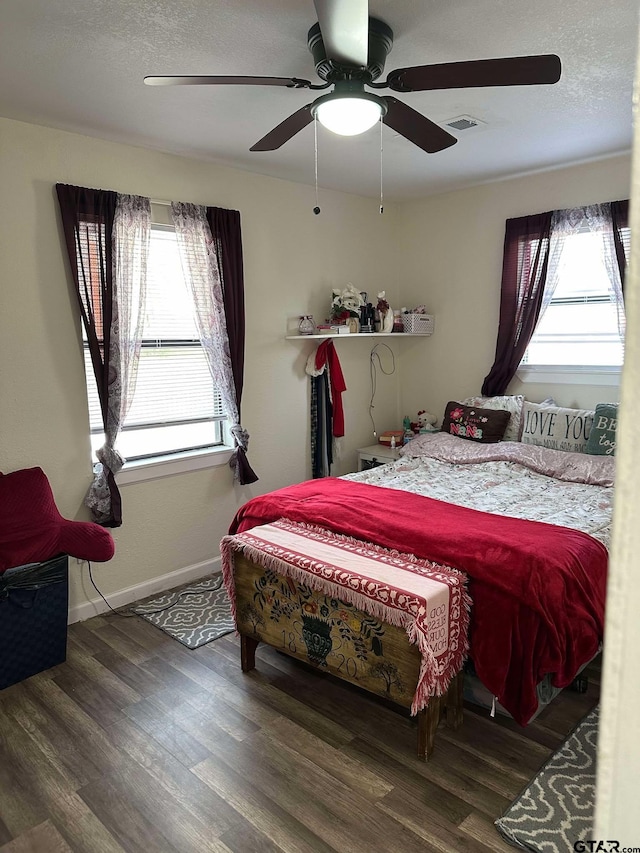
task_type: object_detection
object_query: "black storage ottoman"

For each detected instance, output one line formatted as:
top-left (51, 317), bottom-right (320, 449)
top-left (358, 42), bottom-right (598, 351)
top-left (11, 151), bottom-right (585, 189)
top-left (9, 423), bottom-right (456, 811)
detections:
top-left (0, 554), bottom-right (69, 690)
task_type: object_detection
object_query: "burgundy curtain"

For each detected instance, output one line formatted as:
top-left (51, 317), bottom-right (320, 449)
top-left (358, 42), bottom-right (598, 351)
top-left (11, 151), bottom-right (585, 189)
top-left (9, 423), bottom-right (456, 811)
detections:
top-left (611, 199), bottom-right (630, 292)
top-left (56, 183), bottom-right (122, 526)
top-left (481, 212), bottom-right (553, 397)
top-left (205, 206), bottom-right (258, 484)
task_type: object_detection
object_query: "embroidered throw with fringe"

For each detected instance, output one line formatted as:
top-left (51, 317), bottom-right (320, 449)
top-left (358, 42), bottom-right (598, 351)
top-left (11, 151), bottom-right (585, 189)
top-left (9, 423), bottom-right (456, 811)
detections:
top-left (221, 518), bottom-right (470, 714)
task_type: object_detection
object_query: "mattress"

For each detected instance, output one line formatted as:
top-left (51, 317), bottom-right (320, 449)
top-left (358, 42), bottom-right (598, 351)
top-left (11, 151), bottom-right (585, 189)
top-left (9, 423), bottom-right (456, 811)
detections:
top-left (344, 433), bottom-right (613, 549)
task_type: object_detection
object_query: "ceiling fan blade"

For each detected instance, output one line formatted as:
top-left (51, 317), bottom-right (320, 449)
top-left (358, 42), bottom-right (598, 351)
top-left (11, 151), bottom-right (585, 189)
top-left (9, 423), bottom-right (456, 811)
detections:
top-left (250, 104), bottom-right (314, 151)
top-left (144, 75), bottom-right (312, 88)
top-left (385, 54), bottom-right (562, 92)
top-left (382, 97), bottom-right (457, 154)
top-left (312, 0), bottom-right (369, 67)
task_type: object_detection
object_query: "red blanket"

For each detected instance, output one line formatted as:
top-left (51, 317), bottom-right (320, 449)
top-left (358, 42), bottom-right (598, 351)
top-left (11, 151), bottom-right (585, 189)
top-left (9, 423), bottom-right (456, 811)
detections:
top-left (230, 477), bottom-right (608, 725)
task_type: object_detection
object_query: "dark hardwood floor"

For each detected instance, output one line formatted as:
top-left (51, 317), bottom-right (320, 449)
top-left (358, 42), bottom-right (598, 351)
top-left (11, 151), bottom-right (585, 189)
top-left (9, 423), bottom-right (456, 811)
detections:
top-left (0, 605), bottom-right (600, 853)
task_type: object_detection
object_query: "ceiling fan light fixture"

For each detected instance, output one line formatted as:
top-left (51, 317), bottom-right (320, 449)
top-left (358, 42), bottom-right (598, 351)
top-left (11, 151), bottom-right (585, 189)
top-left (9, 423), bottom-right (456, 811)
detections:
top-left (312, 92), bottom-right (387, 136)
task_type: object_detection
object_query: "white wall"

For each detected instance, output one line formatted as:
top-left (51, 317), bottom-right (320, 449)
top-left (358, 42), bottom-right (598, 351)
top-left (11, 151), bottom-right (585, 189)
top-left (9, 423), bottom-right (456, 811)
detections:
top-left (395, 155), bottom-right (631, 422)
top-left (595, 24), bottom-right (640, 841)
top-left (0, 116), bottom-right (401, 614)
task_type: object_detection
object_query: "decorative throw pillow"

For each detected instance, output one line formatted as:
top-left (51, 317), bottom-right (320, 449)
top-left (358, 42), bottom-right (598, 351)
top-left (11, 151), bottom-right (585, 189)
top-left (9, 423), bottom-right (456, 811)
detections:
top-left (520, 402), bottom-right (594, 453)
top-left (462, 394), bottom-right (524, 442)
top-left (516, 397), bottom-right (556, 440)
top-left (585, 403), bottom-right (618, 456)
top-left (441, 401), bottom-right (511, 443)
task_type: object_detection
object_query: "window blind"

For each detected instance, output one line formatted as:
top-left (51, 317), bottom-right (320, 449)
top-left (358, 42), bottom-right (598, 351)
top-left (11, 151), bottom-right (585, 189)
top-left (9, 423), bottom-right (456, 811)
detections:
top-left (524, 227), bottom-right (628, 367)
top-left (83, 225), bottom-right (225, 451)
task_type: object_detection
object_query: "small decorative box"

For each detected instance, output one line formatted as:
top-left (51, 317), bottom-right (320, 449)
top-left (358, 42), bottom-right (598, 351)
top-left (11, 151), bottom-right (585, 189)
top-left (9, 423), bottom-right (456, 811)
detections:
top-left (402, 314), bottom-right (435, 335)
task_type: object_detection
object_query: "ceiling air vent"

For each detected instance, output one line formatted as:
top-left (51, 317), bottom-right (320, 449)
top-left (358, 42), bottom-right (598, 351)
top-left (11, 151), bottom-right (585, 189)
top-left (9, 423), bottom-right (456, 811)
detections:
top-left (443, 115), bottom-right (486, 132)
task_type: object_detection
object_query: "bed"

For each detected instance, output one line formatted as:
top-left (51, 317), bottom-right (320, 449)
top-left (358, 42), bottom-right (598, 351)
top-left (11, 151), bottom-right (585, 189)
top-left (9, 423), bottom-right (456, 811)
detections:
top-left (348, 433), bottom-right (612, 719)
top-left (227, 430), bottom-right (612, 730)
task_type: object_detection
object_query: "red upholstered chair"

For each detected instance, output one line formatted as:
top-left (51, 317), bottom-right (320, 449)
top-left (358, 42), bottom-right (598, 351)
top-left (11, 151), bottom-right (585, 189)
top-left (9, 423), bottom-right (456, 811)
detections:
top-left (0, 467), bottom-right (115, 573)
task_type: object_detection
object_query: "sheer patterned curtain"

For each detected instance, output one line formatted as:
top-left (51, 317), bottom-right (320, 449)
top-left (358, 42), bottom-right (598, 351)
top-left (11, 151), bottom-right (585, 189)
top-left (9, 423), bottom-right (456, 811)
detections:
top-left (536, 203), bottom-right (627, 340)
top-left (171, 202), bottom-right (258, 484)
top-left (56, 185), bottom-right (150, 526)
top-left (588, 201), bottom-right (628, 339)
top-left (95, 194), bottom-right (150, 520)
top-left (537, 206), bottom-right (587, 319)
top-left (481, 212), bottom-right (553, 396)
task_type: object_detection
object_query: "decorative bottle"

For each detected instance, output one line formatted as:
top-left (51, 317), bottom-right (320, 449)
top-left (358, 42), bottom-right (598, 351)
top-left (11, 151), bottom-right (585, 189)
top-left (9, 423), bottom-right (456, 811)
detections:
top-left (382, 308), bottom-right (395, 334)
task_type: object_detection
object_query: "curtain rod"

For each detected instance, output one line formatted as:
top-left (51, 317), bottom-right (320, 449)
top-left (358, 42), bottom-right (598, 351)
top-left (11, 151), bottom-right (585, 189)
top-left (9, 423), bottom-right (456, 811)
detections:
top-left (151, 197), bottom-right (213, 208)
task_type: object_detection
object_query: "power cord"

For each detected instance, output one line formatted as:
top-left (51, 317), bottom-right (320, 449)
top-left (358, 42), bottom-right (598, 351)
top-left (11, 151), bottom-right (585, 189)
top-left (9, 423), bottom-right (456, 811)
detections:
top-left (369, 342), bottom-right (396, 437)
top-left (86, 560), bottom-right (224, 618)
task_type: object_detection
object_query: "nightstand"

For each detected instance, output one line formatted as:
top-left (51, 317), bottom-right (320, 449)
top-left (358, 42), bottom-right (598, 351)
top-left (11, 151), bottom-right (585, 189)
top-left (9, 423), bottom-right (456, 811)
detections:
top-left (357, 443), bottom-right (402, 471)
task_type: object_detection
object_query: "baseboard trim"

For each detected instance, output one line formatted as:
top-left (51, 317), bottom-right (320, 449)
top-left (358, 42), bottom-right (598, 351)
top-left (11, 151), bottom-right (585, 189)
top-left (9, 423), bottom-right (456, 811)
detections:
top-left (69, 556), bottom-right (221, 624)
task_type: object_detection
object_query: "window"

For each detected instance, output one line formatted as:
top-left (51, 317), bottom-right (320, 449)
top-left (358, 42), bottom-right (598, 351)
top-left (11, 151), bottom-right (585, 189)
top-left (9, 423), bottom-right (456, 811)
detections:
top-left (522, 227), bottom-right (629, 369)
top-left (84, 224), bottom-right (226, 462)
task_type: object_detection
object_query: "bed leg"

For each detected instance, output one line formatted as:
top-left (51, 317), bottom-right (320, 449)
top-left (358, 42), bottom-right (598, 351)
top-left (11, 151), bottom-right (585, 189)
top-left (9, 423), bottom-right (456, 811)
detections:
top-left (417, 697), bottom-right (441, 760)
top-left (240, 634), bottom-right (259, 672)
top-left (445, 671), bottom-right (464, 730)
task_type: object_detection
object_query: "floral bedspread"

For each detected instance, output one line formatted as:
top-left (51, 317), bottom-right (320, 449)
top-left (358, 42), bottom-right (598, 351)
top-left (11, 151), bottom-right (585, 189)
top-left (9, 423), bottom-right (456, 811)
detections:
top-left (345, 433), bottom-right (613, 550)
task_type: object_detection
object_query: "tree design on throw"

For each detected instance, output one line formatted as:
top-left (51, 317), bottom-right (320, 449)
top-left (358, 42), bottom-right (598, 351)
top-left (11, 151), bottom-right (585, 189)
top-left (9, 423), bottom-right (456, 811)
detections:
top-left (369, 661), bottom-right (405, 696)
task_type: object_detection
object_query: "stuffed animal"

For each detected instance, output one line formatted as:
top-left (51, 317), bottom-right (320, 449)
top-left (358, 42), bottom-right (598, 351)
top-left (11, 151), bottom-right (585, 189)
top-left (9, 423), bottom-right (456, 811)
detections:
top-left (417, 410), bottom-right (438, 432)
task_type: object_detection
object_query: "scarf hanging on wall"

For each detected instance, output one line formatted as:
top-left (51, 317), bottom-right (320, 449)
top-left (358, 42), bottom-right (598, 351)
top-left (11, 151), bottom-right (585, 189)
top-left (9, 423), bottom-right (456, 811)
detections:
top-left (306, 340), bottom-right (347, 478)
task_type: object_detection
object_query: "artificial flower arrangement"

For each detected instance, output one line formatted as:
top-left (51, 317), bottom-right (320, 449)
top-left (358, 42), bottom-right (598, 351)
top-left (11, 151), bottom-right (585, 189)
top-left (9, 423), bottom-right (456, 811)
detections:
top-left (330, 283), bottom-right (365, 323)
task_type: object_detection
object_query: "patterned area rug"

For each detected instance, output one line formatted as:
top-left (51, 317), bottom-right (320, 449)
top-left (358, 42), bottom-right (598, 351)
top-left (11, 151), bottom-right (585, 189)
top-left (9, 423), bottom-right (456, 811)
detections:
top-left (495, 705), bottom-right (598, 852)
top-left (133, 575), bottom-right (234, 649)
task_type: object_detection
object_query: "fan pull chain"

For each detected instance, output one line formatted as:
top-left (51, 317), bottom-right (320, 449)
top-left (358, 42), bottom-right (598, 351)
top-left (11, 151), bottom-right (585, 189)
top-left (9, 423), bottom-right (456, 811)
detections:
top-left (379, 116), bottom-right (384, 214)
top-left (313, 117), bottom-right (321, 215)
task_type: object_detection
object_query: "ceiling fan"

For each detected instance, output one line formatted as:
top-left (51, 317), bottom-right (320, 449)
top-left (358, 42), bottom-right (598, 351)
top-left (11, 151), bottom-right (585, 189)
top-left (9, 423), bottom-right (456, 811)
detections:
top-left (144, 0), bottom-right (561, 156)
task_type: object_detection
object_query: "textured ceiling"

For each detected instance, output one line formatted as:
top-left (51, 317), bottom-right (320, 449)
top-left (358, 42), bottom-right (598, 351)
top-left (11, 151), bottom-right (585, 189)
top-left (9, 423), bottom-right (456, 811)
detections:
top-left (0, 0), bottom-right (636, 199)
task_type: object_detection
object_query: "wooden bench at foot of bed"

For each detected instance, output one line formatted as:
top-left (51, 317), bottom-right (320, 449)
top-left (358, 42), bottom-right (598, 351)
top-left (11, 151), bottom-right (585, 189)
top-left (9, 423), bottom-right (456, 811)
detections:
top-left (233, 553), bottom-right (464, 760)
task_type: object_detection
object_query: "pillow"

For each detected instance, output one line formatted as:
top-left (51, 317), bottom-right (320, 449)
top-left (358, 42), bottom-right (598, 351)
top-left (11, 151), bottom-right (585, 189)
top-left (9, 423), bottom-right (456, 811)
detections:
top-left (441, 401), bottom-right (511, 443)
top-left (520, 402), bottom-right (594, 453)
top-left (585, 403), bottom-right (618, 456)
top-left (0, 467), bottom-right (115, 573)
top-left (515, 397), bottom-right (556, 440)
top-left (462, 394), bottom-right (524, 442)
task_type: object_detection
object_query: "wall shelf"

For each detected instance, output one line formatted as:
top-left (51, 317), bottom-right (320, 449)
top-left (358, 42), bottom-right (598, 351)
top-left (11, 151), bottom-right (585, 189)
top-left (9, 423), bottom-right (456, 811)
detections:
top-left (285, 333), bottom-right (431, 340)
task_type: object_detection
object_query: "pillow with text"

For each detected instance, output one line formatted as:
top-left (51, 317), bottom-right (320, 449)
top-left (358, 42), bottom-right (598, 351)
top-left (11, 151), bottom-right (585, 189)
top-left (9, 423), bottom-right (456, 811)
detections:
top-left (462, 394), bottom-right (524, 442)
top-left (520, 402), bottom-right (594, 454)
top-left (441, 401), bottom-right (511, 443)
top-left (585, 403), bottom-right (618, 456)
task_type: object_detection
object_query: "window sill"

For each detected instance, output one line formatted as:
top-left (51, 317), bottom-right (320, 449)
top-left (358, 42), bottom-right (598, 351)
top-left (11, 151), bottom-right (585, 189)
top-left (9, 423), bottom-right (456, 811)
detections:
top-left (516, 365), bottom-right (622, 386)
top-left (115, 445), bottom-right (234, 485)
